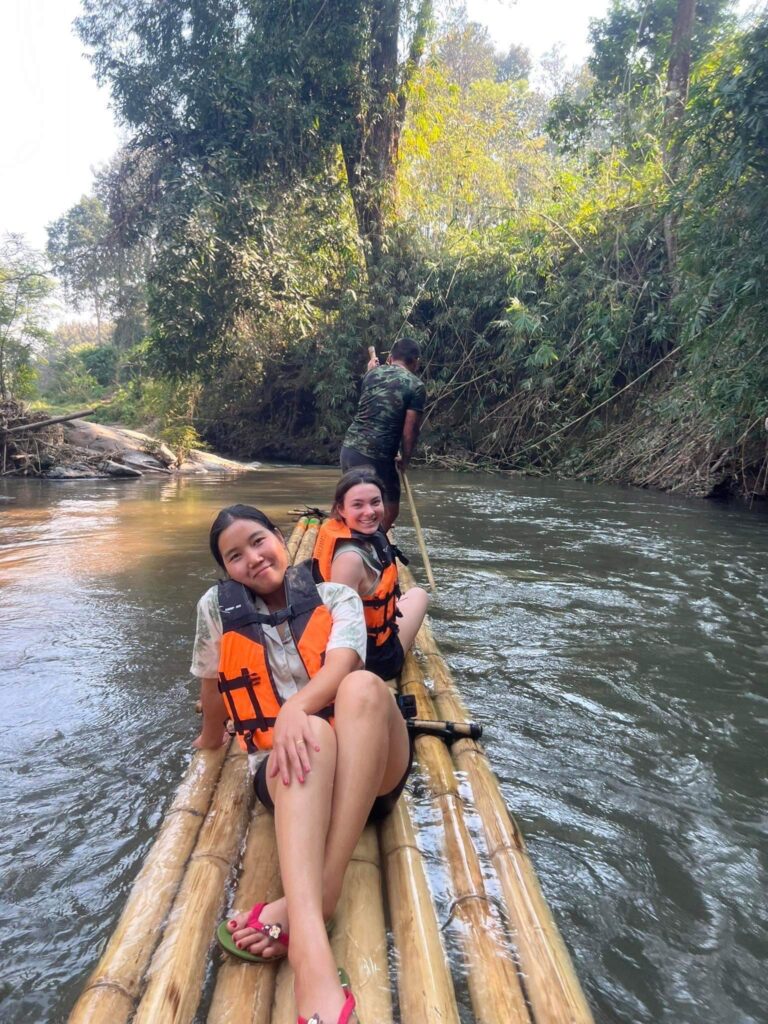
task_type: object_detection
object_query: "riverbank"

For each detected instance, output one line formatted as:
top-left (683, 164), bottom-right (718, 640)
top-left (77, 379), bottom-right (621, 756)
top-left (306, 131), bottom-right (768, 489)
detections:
top-left (0, 400), bottom-right (253, 479)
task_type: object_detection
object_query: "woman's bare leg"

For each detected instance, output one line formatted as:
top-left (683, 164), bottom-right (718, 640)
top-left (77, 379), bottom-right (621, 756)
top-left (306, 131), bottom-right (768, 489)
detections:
top-left (395, 586), bottom-right (429, 654)
top-left (318, 670), bottom-right (410, 915)
top-left (228, 717), bottom-right (336, 958)
top-left (229, 672), bottom-right (407, 1020)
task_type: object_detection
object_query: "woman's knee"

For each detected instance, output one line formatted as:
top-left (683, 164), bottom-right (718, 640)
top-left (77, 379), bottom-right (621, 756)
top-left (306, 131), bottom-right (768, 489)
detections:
top-left (408, 586), bottom-right (430, 612)
top-left (335, 670), bottom-right (391, 718)
top-left (307, 714), bottom-right (336, 750)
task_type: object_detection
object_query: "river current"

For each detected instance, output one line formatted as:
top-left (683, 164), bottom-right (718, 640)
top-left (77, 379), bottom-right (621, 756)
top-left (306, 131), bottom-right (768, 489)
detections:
top-left (0, 466), bottom-right (765, 1023)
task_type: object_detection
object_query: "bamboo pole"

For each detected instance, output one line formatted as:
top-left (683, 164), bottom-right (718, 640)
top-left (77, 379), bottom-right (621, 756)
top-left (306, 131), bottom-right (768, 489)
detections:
top-left (68, 743), bottom-right (231, 1024)
top-left (269, 826), bottom-right (393, 1024)
top-left (207, 802), bottom-right (282, 1024)
top-left (399, 652), bottom-right (530, 1024)
top-left (400, 565), bottom-right (595, 1024)
top-left (295, 517), bottom-right (320, 563)
top-left (132, 747), bottom-right (254, 1024)
top-left (286, 516), bottom-right (308, 561)
top-left (400, 469), bottom-right (436, 591)
top-left (379, 793), bottom-right (461, 1024)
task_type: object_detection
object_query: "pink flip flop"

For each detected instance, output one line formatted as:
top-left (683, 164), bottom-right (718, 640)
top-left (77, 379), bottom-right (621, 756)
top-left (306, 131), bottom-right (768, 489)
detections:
top-left (298, 969), bottom-right (357, 1024)
top-left (216, 901), bottom-right (289, 963)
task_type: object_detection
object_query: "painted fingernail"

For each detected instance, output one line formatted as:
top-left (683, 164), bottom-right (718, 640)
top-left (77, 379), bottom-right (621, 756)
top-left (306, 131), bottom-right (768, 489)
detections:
top-left (229, 920), bottom-right (237, 927)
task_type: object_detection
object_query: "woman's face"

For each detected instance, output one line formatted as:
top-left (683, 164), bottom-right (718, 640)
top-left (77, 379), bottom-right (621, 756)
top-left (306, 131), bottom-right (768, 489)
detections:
top-left (217, 518), bottom-right (288, 596)
top-left (340, 482), bottom-right (384, 534)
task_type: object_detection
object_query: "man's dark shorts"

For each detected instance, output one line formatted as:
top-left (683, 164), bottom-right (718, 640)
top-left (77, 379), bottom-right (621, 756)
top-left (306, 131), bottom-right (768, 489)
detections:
top-left (340, 445), bottom-right (401, 504)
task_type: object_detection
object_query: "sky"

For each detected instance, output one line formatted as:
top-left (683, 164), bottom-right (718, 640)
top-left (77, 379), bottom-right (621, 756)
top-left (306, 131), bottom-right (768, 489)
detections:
top-left (0, 0), bottom-right (759, 255)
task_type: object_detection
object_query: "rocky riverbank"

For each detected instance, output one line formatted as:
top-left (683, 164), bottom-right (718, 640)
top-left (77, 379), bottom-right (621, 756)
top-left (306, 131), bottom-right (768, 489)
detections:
top-left (0, 402), bottom-right (254, 479)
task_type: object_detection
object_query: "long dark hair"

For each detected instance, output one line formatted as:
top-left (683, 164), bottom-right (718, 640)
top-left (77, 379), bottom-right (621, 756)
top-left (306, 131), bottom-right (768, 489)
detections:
top-left (331, 469), bottom-right (387, 520)
top-left (209, 504), bottom-right (280, 569)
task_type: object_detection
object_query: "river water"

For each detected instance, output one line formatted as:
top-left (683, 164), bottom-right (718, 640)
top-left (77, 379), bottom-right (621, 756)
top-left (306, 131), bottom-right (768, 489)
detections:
top-left (0, 466), bottom-right (765, 1023)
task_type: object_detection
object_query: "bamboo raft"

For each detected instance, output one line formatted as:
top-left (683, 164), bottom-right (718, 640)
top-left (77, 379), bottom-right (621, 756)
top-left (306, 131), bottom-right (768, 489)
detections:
top-left (69, 515), bottom-right (594, 1024)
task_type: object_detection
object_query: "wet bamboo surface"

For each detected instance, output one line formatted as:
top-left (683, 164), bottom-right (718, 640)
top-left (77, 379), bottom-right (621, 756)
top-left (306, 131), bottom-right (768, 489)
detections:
top-left (69, 517), bottom-right (593, 1024)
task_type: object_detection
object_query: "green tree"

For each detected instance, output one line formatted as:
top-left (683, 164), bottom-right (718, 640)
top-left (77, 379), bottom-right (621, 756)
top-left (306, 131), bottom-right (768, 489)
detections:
top-left (47, 196), bottom-right (113, 341)
top-left (398, 64), bottom-right (547, 242)
top-left (76, 0), bottom-right (432, 349)
top-left (0, 236), bottom-right (54, 399)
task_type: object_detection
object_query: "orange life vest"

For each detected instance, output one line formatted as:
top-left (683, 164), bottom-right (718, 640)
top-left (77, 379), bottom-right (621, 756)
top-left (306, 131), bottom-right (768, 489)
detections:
top-left (216, 562), bottom-right (333, 753)
top-left (312, 519), bottom-right (402, 649)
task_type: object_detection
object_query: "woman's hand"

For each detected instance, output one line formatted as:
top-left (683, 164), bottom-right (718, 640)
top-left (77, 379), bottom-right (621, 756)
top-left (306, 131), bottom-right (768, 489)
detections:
top-left (269, 700), bottom-right (321, 785)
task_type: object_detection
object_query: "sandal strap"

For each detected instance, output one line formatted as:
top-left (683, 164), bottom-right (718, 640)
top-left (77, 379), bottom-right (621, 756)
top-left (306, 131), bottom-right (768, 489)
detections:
top-left (298, 990), bottom-right (356, 1024)
top-left (244, 902), bottom-right (289, 948)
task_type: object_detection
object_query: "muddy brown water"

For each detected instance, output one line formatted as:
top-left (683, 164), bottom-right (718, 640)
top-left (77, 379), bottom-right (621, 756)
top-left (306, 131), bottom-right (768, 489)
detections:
top-left (0, 466), bottom-right (766, 1023)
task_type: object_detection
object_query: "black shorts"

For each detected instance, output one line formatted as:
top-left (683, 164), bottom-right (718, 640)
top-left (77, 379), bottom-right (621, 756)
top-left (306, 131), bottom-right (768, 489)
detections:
top-left (253, 735), bottom-right (414, 823)
top-left (340, 446), bottom-right (401, 505)
top-left (366, 632), bottom-right (405, 681)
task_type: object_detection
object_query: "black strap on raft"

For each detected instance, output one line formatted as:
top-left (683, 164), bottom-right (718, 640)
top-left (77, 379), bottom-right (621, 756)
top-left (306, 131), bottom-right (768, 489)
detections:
top-left (395, 694), bottom-right (483, 744)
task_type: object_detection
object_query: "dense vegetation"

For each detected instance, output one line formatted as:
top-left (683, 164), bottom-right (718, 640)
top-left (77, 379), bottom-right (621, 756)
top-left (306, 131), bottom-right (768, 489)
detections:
top-left (4, 0), bottom-right (766, 499)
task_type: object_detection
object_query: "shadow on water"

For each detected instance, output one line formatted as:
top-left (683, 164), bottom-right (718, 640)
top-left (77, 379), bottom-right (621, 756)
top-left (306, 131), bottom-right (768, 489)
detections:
top-left (0, 467), bottom-right (766, 1023)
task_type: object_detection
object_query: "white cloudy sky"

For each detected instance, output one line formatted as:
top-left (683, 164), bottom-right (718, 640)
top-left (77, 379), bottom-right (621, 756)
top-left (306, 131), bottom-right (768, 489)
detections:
top-left (0, 0), bottom-right (760, 251)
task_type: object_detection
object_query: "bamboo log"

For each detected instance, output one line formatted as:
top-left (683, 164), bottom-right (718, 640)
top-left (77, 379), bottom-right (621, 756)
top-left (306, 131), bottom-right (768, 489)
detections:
top-left (295, 517), bottom-right (320, 563)
top-left (207, 801), bottom-right (282, 1024)
top-left (401, 566), bottom-right (594, 1024)
top-left (132, 747), bottom-right (253, 1024)
top-left (286, 517), bottom-right (308, 561)
top-left (399, 655), bottom-right (530, 1024)
top-left (68, 744), bottom-right (231, 1024)
top-left (269, 825), bottom-right (392, 1024)
top-left (3, 408), bottom-right (96, 433)
top-left (379, 793), bottom-right (461, 1024)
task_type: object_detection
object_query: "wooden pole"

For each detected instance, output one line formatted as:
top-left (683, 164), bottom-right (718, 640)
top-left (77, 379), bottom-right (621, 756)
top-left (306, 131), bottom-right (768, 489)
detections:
top-left (269, 826), bottom-right (393, 1024)
top-left (400, 564), bottom-right (595, 1024)
top-left (3, 408), bottom-right (96, 433)
top-left (379, 794), bottom-right (461, 1024)
top-left (286, 516), bottom-right (308, 561)
top-left (295, 516), bottom-right (320, 563)
top-left (399, 652), bottom-right (531, 1024)
top-left (132, 747), bottom-right (253, 1024)
top-left (207, 802), bottom-right (282, 1024)
top-left (400, 468), bottom-right (436, 591)
top-left (68, 744), bottom-right (230, 1024)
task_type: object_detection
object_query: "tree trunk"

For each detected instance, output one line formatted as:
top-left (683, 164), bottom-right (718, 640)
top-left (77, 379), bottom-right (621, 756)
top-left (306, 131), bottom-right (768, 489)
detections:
top-left (663, 0), bottom-right (697, 278)
top-left (341, 0), bottom-right (432, 343)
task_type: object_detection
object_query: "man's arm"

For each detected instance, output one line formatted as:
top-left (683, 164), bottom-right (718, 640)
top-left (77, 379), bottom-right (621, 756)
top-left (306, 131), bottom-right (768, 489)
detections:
top-left (399, 409), bottom-right (423, 470)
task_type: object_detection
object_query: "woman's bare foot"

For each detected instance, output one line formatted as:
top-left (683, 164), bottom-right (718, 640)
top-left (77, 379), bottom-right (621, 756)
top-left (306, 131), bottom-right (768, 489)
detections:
top-left (226, 897), bottom-right (288, 958)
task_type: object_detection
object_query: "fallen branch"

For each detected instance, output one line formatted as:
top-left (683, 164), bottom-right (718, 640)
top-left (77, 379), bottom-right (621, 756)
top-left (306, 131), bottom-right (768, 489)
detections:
top-left (2, 408), bottom-right (96, 434)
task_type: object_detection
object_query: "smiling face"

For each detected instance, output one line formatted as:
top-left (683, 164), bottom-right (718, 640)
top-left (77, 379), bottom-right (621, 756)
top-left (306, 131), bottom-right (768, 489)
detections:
top-left (339, 482), bottom-right (385, 535)
top-left (217, 518), bottom-right (289, 600)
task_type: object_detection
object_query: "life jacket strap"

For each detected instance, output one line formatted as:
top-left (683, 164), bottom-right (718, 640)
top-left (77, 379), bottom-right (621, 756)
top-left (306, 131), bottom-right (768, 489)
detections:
top-left (249, 594), bottom-right (318, 628)
top-left (219, 668), bottom-right (274, 734)
top-left (390, 543), bottom-right (409, 566)
top-left (363, 585), bottom-right (400, 610)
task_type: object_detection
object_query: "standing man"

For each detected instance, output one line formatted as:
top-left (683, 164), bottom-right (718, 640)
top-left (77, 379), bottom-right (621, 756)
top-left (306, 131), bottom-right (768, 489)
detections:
top-left (340, 337), bottom-right (426, 529)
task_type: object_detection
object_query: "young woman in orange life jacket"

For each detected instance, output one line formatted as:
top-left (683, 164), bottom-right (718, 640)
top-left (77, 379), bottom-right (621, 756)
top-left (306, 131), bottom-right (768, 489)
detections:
top-left (313, 469), bottom-right (429, 680)
top-left (191, 504), bottom-right (411, 1024)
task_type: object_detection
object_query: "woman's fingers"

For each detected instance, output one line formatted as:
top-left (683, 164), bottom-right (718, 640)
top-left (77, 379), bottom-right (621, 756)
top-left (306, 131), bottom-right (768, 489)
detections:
top-left (296, 736), bottom-right (312, 776)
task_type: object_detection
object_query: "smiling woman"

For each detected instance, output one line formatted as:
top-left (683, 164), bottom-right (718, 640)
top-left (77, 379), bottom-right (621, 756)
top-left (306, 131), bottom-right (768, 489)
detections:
top-left (312, 470), bottom-right (429, 681)
top-left (190, 502), bottom-right (412, 1024)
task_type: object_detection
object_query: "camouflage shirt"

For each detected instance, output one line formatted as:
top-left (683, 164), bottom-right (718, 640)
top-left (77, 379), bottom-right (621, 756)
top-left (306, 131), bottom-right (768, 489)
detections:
top-left (343, 364), bottom-right (426, 462)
